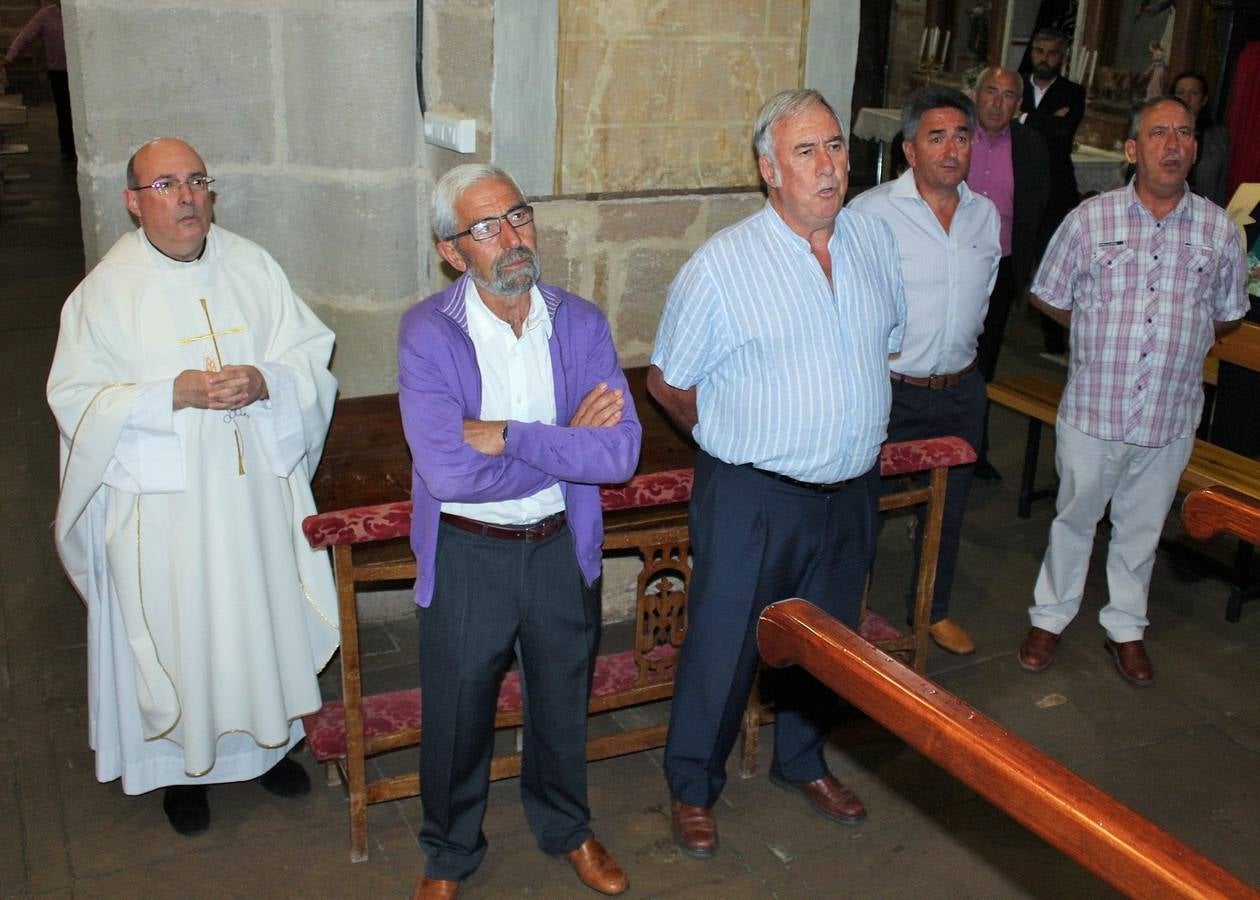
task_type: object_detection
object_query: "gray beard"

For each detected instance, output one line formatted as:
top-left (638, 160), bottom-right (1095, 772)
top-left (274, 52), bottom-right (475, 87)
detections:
top-left (468, 247), bottom-right (541, 296)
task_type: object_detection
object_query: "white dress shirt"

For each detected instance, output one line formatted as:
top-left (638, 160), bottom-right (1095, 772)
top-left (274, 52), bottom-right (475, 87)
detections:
top-left (848, 169), bottom-right (1000, 377)
top-left (441, 280), bottom-right (566, 524)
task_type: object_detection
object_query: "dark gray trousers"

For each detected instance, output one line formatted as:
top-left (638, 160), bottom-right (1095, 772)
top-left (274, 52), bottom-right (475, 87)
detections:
top-left (417, 522), bottom-right (599, 880)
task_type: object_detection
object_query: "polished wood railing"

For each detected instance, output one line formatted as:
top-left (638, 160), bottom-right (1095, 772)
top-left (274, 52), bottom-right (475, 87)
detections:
top-left (1182, 484), bottom-right (1260, 545)
top-left (757, 599), bottom-right (1258, 899)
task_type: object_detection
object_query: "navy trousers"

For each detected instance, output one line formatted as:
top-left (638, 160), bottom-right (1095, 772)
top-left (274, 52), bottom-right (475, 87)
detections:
top-left (664, 452), bottom-right (880, 808)
top-left (884, 369), bottom-right (986, 622)
top-left (417, 522), bottom-right (599, 880)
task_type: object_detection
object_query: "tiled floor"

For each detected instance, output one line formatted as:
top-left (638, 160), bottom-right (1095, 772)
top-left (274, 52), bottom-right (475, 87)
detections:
top-left (2, 102), bottom-right (1258, 898)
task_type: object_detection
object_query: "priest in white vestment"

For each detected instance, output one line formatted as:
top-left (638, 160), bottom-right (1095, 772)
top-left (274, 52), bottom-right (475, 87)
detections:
top-left (46, 138), bottom-right (339, 835)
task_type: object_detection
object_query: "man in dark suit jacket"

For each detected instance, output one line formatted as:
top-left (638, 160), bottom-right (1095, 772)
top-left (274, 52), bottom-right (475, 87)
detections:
top-left (1021, 27), bottom-right (1085, 359)
top-left (969, 66), bottom-right (1051, 478)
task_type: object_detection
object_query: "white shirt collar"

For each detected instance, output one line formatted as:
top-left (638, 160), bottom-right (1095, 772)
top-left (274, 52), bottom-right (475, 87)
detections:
top-left (1032, 76), bottom-right (1056, 108)
top-left (462, 279), bottom-right (552, 345)
top-left (891, 167), bottom-right (976, 206)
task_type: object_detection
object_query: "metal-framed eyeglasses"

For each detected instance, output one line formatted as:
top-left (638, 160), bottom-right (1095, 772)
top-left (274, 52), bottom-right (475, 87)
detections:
top-left (130, 176), bottom-right (216, 197)
top-left (444, 205), bottom-right (534, 242)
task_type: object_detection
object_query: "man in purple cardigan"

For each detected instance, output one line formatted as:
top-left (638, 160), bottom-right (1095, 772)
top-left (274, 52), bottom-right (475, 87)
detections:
top-left (398, 164), bottom-right (641, 899)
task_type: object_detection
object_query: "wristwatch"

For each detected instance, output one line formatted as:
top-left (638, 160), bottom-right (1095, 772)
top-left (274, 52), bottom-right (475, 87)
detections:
top-left (501, 422), bottom-right (509, 444)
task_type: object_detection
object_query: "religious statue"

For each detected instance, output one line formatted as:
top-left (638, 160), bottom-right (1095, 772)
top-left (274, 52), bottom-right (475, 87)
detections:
top-left (1143, 40), bottom-right (1167, 99)
top-left (967, 1), bottom-right (989, 60)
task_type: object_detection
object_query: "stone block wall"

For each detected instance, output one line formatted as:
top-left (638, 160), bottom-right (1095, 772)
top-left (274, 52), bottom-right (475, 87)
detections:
top-left (556, 0), bottom-right (807, 193)
top-left (65, 0), bottom-right (427, 397)
top-left (533, 192), bottom-right (762, 364)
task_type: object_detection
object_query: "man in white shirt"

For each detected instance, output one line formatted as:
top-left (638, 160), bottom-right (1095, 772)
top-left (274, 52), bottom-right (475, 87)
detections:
top-left (850, 86), bottom-right (1001, 655)
top-left (47, 138), bottom-right (340, 835)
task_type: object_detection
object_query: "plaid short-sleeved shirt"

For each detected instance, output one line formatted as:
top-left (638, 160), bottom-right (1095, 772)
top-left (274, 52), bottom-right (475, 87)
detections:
top-left (1031, 183), bottom-right (1247, 447)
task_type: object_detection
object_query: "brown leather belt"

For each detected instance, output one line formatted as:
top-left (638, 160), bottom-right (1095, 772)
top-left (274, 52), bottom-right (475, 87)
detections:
top-left (889, 359), bottom-right (977, 390)
top-left (440, 511), bottom-right (567, 542)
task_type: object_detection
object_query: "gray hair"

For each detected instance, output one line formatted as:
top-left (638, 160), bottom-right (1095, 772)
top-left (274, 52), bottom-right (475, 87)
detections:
top-left (901, 86), bottom-right (977, 143)
top-left (431, 163), bottom-right (525, 240)
top-left (974, 66), bottom-right (1024, 97)
top-left (752, 89), bottom-right (842, 175)
top-left (1127, 95), bottom-right (1192, 139)
top-left (1031, 26), bottom-right (1067, 49)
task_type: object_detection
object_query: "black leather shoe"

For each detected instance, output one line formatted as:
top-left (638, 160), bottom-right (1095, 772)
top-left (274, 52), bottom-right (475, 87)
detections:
top-left (259, 756), bottom-right (311, 798)
top-left (163, 785), bottom-right (210, 835)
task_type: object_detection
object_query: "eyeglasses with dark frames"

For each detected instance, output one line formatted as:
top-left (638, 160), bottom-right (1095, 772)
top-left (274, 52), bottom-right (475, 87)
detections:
top-left (445, 205), bottom-right (534, 242)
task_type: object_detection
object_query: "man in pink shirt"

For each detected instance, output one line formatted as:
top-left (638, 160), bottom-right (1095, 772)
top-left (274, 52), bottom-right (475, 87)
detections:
top-left (967, 67), bottom-right (1049, 479)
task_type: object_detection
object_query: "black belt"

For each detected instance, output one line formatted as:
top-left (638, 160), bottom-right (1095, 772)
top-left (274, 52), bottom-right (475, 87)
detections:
top-left (747, 466), bottom-right (854, 493)
top-left (440, 511), bottom-right (567, 542)
top-left (890, 359), bottom-right (977, 389)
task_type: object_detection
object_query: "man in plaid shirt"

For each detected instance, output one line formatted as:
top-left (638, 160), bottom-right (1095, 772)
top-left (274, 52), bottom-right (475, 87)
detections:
top-left (1017, 96), bottom-right (1248, 685)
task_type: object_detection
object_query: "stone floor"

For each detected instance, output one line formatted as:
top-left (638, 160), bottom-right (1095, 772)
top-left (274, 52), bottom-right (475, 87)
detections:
top-left (2, 102), bottom-right (1258, 899)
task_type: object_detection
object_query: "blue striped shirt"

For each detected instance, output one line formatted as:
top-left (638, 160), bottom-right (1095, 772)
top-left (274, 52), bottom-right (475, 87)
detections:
top-left (651, 202), bottom-right (906, 483)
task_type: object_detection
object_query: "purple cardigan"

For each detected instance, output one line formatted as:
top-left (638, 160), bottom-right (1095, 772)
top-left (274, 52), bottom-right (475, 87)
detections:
top-left (398, 275), bottom-right (642, 606)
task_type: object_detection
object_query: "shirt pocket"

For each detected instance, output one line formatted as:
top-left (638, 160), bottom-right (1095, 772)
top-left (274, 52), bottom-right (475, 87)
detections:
top-left (1177, 245), bottom-right (1216, 301)
top-left (1085, 246), bottom-right (1136, 307)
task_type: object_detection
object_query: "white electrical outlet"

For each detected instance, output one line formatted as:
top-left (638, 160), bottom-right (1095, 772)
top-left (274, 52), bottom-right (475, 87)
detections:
top-left (424, 115), bottom-right (476, 154)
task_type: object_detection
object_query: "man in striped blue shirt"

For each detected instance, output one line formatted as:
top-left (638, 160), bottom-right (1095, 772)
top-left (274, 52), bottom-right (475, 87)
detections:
top-left (649, 88), bottom-right (906, 858)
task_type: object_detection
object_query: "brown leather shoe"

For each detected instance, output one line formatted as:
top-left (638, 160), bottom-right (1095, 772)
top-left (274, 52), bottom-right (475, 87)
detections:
top-left (769, 770), bottom-right (867, 825)
top-left (412, 875), bottom-right (459, 900)
top-left (928, 618), bottom-right (976, 655)
top-left (564, 837), bottom-right (629, 895)
top-left (1018, 627), bottom-right (1060, 673)
top-left (670, 796), bottom-right (718, 858)
top-left (1105, 638), bottom-right (1154, 686)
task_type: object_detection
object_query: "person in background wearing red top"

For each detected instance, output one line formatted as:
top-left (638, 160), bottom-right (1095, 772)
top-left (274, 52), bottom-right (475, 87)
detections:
top-left (1, 0), bottom-right (74, 159)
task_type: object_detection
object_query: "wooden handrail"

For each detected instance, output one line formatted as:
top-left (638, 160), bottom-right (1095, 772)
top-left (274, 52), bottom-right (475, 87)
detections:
top-left (1181, 485), bottom-right (1260, 545)
top-left (757, 599), bottom-right (1257, 900)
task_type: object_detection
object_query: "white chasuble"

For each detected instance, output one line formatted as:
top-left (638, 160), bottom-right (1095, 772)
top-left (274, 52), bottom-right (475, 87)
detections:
top-left (47, 226), bottom-right (340, 793)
